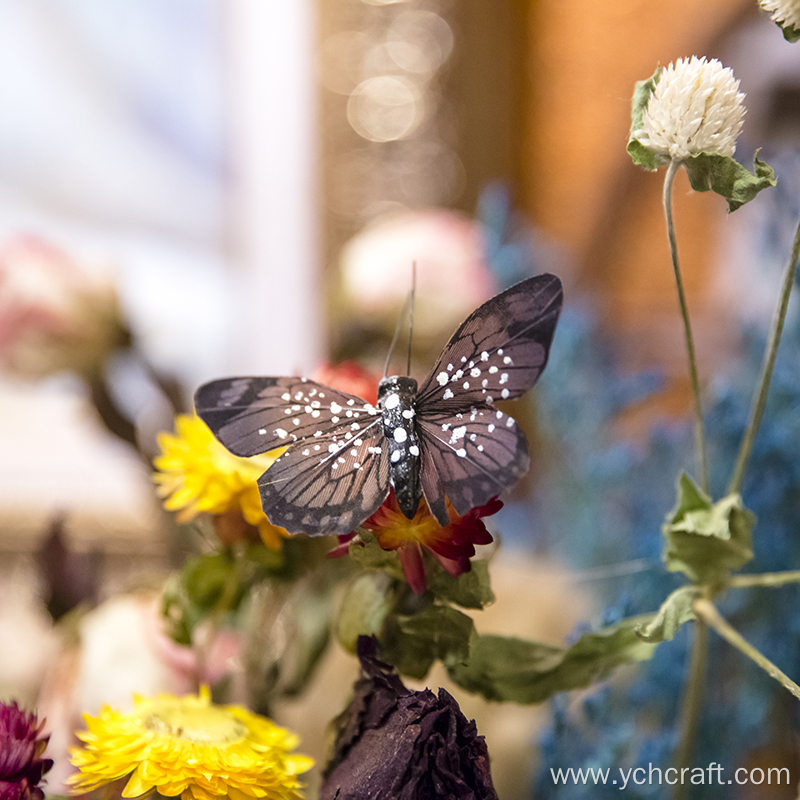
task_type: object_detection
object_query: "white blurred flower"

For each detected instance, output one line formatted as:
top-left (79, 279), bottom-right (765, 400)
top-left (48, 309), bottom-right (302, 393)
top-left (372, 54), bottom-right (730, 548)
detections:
top-left (637, 57), bottom-right (745, 162)
top-left (36, 593), bottom-right (245, 792)
top-left (0, 235), bottom-right (128, 379)
top-left (759, 0), bottom-right (800, 29)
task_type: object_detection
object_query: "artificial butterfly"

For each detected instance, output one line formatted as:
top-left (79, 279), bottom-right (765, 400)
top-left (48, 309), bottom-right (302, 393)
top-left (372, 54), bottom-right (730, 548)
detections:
top-left (195, 273), bottom-right (563, 537)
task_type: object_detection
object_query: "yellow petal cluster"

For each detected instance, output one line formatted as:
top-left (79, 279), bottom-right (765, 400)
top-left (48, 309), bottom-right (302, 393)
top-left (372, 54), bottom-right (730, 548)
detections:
top-left (68, 687), bottom-right (314, 800)
top-left (154, 414), bottom-right (288, 549)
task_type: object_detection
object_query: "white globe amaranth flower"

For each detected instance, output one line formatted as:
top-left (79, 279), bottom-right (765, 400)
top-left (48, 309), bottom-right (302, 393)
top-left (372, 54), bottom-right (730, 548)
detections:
top-left (759, 0), bottom-right (800, 30)
top-left (637, 56), bottom-right (745, 162)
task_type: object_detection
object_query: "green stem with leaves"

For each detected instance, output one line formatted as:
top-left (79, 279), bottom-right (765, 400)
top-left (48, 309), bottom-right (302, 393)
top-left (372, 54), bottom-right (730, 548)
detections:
top-left (663, 159), bottom-right (709, 493)
top-left (728, 214), bottom-right (800, 495)
top-left (694, 598), bottom-right (800, 700)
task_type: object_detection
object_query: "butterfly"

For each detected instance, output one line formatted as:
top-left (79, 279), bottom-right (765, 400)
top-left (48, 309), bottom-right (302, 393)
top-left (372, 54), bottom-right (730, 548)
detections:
top-left (195, 273), bottom-right (563, 537)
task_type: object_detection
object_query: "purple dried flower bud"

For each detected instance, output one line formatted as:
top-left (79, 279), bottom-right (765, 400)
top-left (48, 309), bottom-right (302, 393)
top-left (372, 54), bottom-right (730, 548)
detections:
top-left (321, 637), bottom-right (498, 800)
top-left (0, 702), bottom-right (53, 800)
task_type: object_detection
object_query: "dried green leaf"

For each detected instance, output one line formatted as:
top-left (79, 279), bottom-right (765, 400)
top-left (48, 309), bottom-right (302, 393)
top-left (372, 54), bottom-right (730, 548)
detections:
top-left (382, 605), bottom-right (476, 680)
top-left (446, 617), bottom-right (657, 704)
top-left (663, 474), bottom-right (756, 584)
top-left (636, 585), bottom-right (699, 643)
top-left (627, 68), bottom-right (662, 171)
top-left (683, 151), bottom-right (776, 212)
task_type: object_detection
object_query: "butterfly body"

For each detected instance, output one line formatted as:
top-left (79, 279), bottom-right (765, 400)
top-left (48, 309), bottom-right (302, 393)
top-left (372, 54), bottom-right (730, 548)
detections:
top-left (377, 375), bottom-right (422, 519)
top-left (195, 273), bottom-right (564, 538)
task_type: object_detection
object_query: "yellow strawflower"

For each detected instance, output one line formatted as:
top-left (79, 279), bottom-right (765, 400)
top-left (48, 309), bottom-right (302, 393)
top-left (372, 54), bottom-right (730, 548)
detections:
top-left (68, 687), bottom-right (314, 800)
top-left (154, 413), bottom-right (288, 549)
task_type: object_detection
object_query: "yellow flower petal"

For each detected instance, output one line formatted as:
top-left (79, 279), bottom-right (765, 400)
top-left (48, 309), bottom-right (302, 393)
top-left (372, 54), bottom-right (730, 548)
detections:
top-left (70, 690), bottom-right (313, 800)
top-left (153, 414), bottom-right (288, 547)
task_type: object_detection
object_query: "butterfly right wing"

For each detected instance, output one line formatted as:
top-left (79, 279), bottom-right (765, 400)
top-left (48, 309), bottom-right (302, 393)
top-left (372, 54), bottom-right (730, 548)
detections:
top-left (257, 415), bottom-right (390, 536)
top-left (194, 376), bottom-right (380, 457)
top-left (416, 406), bottom-right (529, 524)
top-left (415, 273), bottom-right (563, 413)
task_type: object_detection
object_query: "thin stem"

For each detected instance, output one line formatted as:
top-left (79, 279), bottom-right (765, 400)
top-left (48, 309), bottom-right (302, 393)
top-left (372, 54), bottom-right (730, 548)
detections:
top-left (663, 159), bottom-right (709, 492)
top-left (694, 598), bottom-right (800, 701)
top-left (728, 215), bottom-right (800, 495)
top-left (670, 618), bottom-right (708, 800)
top-left (728, 570), bottom-right (800, 589)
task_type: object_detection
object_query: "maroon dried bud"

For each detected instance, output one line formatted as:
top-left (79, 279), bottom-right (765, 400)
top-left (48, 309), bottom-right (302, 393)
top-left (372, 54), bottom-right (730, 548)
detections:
top-left (0, 702), bottom-right (53, 800)
top-left (321, 637), bottom-right (498, 800)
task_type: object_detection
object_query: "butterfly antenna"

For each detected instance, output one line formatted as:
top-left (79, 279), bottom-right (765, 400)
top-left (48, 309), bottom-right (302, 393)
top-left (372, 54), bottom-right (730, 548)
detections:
top-left (383, 292), bottom-right (411, 379)
top-left (406, 261), bottom-right (416, 376)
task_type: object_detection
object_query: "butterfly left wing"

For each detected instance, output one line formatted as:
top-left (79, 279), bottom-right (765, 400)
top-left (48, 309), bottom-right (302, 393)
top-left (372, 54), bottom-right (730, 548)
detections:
top-left (195, 376), bottom-right (389, 536)
top-left (417, 407), bottom-right (529, 524)
top-left (257, 415), bottom-right (390, 536)
top-left (194, 376), bottom-right (379, 457)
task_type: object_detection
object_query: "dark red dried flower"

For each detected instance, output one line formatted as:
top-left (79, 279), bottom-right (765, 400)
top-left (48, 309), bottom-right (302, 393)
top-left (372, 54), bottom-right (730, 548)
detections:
top-left (0, 702), bottom-right (53, 800)
top-left (321, 637), bottom-right (498, 800)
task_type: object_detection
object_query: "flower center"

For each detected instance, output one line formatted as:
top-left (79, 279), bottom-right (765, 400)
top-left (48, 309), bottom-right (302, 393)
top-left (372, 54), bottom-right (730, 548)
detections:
top-left (143, 705), bottom-right (247, 745)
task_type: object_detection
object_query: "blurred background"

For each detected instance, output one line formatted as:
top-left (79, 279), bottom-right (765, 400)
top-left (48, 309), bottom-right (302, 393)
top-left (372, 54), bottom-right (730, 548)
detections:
top-left (2, 1), bottom-right (800, 798)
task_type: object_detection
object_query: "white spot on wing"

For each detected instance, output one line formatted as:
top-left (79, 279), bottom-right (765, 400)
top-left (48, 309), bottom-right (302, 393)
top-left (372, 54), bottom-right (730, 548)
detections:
top-left (274, 428), bottom-right (288, 439)
top-left (436, 371), bottom-right (448, 386)
top-left (449, 425), bottom-right (467, 445)
top-left (393, 428), bottom-right (407, 443)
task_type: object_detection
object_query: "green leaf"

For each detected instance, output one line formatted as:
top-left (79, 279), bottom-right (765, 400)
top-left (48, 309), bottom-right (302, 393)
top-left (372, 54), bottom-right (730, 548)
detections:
top-left (347, 531), bottom-right (406, 580)
top-left (182, 551), bottom-right (238, 609)
top-left (161, 550), bottom-right (250, 644)
top-left (683, 152), bottom-right (776, 212)
top-left (636, 585), bottom-right (699, 643)
top-left (776, 20), bottom-right (800, 42)
top-left (426, 559), bottom-right (495, 610)
top-left (663, 474), bottom-right (756, 584)
top-left (627, 68), bottom-right (662, 170)
top-left (335, 571), bottom-right (395, 653)
top-left (446, 617), bottom-right (657, 704)
top-left (382, 605), bottom-right (476, 680)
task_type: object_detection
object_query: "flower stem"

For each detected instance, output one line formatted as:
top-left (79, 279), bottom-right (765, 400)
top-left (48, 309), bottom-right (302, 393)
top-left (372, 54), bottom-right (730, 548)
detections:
top-left (728, 570), bottom-right (800, 589)
top-left (694, 598), bottom-right (800, 701)
top-left (670, 617), bottom-right (708, 800)
top-left (728, 214), bottom-right (800, 495)
top-left (663, 159), bottom-right (708, 493)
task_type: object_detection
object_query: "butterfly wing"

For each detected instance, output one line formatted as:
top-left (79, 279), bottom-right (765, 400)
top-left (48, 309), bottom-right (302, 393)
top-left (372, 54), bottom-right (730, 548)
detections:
top-left (415, 273), bottom-right (562, 411)
top-left (415, 274), bottom-right (562, 520)
top-left (195, 376), bottom-right (388, 535)
top-left (194, 376), bottom-right (379, 457)
top-left (417, 408), bottom-right (529, 523)
top-left (257, 416), bottom-right (390, 536)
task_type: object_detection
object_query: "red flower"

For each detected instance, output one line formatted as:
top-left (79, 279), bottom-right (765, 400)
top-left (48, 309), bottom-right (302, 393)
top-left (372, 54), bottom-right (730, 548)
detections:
top-left (334, 492), bottom-right (501, 595)
top-left (311, 361), bottom-right (379, 405)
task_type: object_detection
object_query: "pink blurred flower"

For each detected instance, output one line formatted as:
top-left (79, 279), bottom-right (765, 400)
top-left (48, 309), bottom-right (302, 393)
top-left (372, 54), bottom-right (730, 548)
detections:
top-left (339, 209), bottom-right (497, 340)
top-left (0, 235), bottom-right (128, 379)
